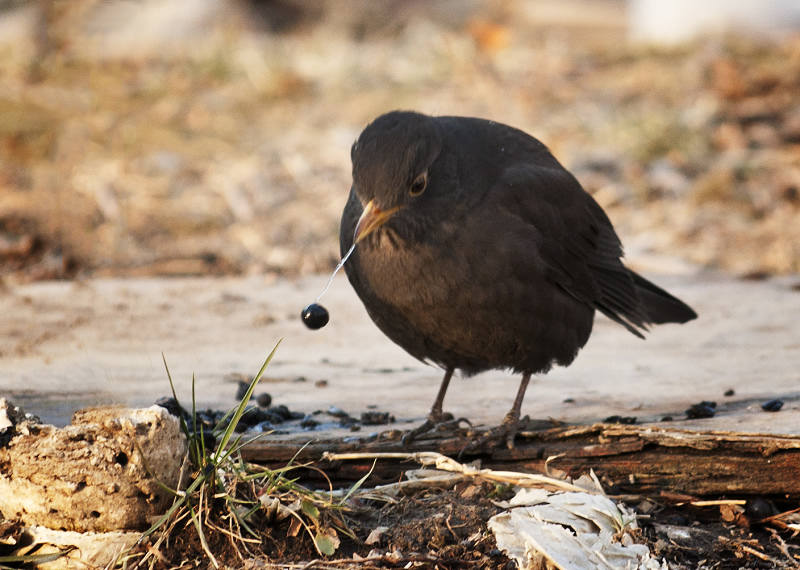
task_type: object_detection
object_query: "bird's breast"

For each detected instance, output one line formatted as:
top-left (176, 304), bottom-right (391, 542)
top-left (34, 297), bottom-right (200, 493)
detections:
top-left (358, 236), bottom-right (455, 310)
top-left (348, 216), bottom-right (593, 374)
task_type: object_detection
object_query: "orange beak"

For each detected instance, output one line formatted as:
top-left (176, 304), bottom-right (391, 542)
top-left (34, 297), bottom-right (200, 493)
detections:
top-left (354, 200), bottom-right (402, 244)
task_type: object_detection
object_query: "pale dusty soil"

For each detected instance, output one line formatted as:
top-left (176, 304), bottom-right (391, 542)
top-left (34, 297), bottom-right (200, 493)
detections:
top-left (2, 270), bottom-right (798, 435)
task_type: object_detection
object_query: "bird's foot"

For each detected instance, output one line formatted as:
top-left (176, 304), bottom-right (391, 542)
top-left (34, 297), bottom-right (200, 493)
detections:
top-left (462, 413), bottom-right (526, 454)
top-left (402, 412), bottom-right (471, 444)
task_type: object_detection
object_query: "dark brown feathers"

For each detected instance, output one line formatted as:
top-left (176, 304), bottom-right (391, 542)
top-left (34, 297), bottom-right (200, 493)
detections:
top-left (341, 111), bottom-right (697, 376)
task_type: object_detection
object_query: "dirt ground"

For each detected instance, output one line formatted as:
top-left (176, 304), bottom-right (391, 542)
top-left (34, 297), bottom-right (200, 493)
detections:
top-left (2, 271), bottom-right (799, 567)
top-left (124, 472), bottom-right (799, 569)
top-left (2, 272), bottom-right (799, 434)
top-left (154, 481), bottom-right (516, 569)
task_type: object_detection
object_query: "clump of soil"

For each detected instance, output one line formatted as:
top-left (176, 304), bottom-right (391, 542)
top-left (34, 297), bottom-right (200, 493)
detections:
top-left (642, 502), bottom-right (800, 569)
top-left (361, 481), bottom-right (512, 566)
top-left (135, 481), bottom-right (513, 569)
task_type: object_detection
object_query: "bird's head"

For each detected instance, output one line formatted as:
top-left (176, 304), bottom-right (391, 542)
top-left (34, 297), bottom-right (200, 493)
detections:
top-left (350, 111), bottom-right (444, 244)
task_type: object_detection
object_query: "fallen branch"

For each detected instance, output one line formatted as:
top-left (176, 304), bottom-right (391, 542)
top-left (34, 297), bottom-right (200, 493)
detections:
top-left (240, 423), bottom-right (800, 497)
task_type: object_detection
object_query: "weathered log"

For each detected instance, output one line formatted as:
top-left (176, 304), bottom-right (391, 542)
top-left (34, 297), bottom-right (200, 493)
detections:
top-left (239, 423), bottom-right (800, 497)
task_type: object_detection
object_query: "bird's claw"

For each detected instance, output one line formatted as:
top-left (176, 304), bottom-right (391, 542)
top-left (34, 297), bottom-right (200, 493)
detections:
top-left (402, 413), bottom-right (471, 444)
top-left (460, 414), bottom-right (525, 456)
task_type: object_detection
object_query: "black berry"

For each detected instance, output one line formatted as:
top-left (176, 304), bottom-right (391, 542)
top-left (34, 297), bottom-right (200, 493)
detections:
top-left (686, 400), bottom-right (717, 419)
top-left (761, 399), bottom-right (783, 412)
top-left (301, 303), bottom-right (329, 329)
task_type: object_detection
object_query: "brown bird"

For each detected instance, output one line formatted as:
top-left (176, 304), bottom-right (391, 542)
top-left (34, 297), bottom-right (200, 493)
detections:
top-left (340, 111), bottom-right (697, 447)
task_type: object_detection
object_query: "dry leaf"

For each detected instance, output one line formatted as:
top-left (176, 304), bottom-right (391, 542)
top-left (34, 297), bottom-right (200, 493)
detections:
top-left (489, 490), bottom-right (666, 570)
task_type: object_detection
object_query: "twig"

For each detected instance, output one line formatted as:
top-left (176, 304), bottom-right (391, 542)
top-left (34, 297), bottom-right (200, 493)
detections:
top-left (760, 505), bottom-right (800, 526)
top-left (323, 451), bottom-right (588, 493)
top-left (767, 528), bottom-right (800, 568)
top-left (740, 544), bottom-right (772, 562)
top-left (445, 513), bottom-right (457, 541)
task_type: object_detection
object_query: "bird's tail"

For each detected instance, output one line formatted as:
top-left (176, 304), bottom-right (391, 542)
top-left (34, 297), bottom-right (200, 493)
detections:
top-left (629, 271), bottom-right (697, 324)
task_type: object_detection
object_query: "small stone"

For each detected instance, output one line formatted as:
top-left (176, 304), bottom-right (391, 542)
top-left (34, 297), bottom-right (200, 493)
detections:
top-left (327, 406), bottom-right (349, 418)
top-left (360, 411), bottom-right (395, 425)
top-left (335, 411), bottom-right (358, 427)
top-left (603, 415), bottom-right (637, 425)
top-left (255, 421), bottom-right (275, 432)
top-left (300, 415), bottom-right (319, 430)
top-left (746, 497), bottom-right (776, 520)
top-left (761, 399), bottom-right (783, 412)
top-left (686, 401), bottom-right (717, 419)
top-left (153, 397), bottom-right (185, 419)
top-left (268, 405), bottom-right (292, 421)
top-left (235, 380), bottom-right (250, 400)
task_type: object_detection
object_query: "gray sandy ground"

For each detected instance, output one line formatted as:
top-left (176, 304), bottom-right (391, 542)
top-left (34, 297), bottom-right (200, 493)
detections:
top-left (1, 272), bottom-right (798, 434)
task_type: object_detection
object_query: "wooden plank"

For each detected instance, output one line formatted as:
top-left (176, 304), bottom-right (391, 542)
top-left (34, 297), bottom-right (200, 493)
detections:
top-left (239, 423), bottom-right (800, 497)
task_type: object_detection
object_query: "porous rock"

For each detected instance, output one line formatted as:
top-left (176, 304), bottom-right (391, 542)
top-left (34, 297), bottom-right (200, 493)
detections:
top-left (0, 405), bottom-right (186, 532)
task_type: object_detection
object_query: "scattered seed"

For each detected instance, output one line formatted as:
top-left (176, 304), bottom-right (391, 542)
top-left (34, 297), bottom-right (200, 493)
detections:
top-left (361, 411), bottom-right (395, 425)
top-left (604, 415), bottom-right (637, 424)
top-left (686, 401), bottom-right (717, 419)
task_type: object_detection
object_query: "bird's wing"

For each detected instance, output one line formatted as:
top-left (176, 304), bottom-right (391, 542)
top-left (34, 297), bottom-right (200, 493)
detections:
top-left (491, 164), bottom-right (650, 337)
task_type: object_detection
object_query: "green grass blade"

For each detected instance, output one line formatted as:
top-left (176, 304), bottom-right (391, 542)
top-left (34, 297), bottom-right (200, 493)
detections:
top-left (162, 353), bottom-right (191, 438)
top-left (339, 459), bottom-right (377, 506)
top-left (138, 473), bottom-right (205, 542)
top-left (215, 339), bottom-right (282, 456)
top-left (0, 547), bottom-right (76, 565)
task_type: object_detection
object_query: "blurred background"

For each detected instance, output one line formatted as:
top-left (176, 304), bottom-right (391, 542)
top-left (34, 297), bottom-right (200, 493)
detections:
top-left (1, 0), bottom-right (799, 283)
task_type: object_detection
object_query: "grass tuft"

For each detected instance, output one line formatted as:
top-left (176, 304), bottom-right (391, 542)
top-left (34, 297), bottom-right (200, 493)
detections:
top-left (127, 340), bottom-right (359, 567)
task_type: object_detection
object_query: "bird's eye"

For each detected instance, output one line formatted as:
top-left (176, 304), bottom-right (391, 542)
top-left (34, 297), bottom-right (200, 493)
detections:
top-left (409, 172), bottom-right (428, 196)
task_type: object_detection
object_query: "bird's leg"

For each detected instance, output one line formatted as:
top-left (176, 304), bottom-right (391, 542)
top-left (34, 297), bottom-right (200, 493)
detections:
top-left (507, 373), bottom-right (531, 423)
top-left (427, 366), bottom-right (454, 422)
top-left (467, 372), bottom-right (532, 451)
top-left (402, 367), bottom-right (466, 443)
top-left (501, 371), bottom-right (532, 446)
